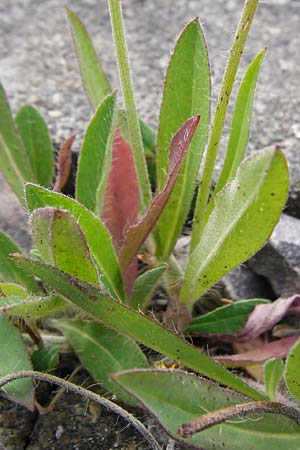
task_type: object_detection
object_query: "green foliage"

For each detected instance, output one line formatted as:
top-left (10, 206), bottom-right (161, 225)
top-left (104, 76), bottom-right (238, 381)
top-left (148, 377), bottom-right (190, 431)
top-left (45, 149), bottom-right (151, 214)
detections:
top-left (0, 1), bottom-right (297, 446)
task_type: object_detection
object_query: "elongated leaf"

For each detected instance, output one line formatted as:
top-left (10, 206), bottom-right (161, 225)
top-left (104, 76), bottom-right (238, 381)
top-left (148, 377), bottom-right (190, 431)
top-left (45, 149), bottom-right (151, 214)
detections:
top-left (120, 116), bottom-right (200, 271)
top-left (187, 299), bottom-right (268, 334)
top-left (181, 148), bottom-right (289, 305)
top-left (156, 19), bottom-right (210, 259)
top-left (12, 255), bottom-right (265, 400)
top-left (76, 93), bottom-right (117, 212)
top-left (130, 264), bottom-right (167, 310)
top-left (0, 231), bottom-right (37, 291)
top-left (15, 105), bottom-right (54, 187)
top-left (57, 319), bottom-right (148, 404)
top-left (0, 294), bottom-right (67, 318)
top-left (215, 337), bottom-right (299, 367)
top-left (284, 339), bottom-right (300, 402)
top-left (66, 7), bottom-right (110, 110)
top-left (0, 281), bottom-right (27, 297)
top-left (112, 369), bottom-right (300, 450)
top-left (214, 49), bottom-right (266, 195)
top-left (31, 208), bottom-right (99, 286)
top-left (25, 184), bottom-right (125, 300)
top-left (53, 135), bottom-right (75, 192)
top-left (264, 358), bottom-right (284, 401)
top-left (0, 83), bottom-right (33, 200)
top-left (0, 316), bottom-right (33, 409)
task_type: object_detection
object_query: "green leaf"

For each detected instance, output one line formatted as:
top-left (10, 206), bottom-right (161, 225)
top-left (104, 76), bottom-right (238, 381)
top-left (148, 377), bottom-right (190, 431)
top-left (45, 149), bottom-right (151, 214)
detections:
top-left (0, 295), bottom-right (68, 319)
top-left (76, 93), bottom-right (117, 213)
top-left (112, 369), bottom-right (300, 450)
top-left (0, 316), bottom-right (33, 409)
top-left (156, 19), bottom-right (210, 259)
top-left (213, 49), bottom-right (266, 196)
top-left (31, 345), bottom-right (61, 373)
top-left (130, 264), bottom-right (167, 310)
top-left (0, 231), bottom-right (37, 291)
top-left (264, 358), bottom-right (284, 401)
top-left (181, 148), bottom-right (289, 305)
top-left (12, 255), bottom-right (265, 400)
top-left (31, 208), bottom-right (99, 286)
top-left (0, 83), bottom-right (33, 200)
top-left (66, 7), bottom-right (110, 110)
top-left (56, 319), bottom-right (148, 404)
top-left (186, 299), bottom-right (269, 334)
top-left (284, 339), bottom-right (300, 402)
top-left (15, 105), bottom-right (54, 187)
top-left (0, 281), bottom-right (27, 297)
top-left (25, 184), bottom-right (125, 300)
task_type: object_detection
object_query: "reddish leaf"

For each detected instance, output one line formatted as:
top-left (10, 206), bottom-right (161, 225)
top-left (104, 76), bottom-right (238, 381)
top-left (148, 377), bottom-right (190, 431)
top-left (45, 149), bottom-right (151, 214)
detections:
top-left (215, 336), bottom-right (299, 367)
top-left (53, 135), bottom-right (75, 192)
top-left (202, 295), bottom-right (300, 343)
top-left (101, 128), bottom-right (139, 297)
top-left (119, 115), bottom-right (200, 271)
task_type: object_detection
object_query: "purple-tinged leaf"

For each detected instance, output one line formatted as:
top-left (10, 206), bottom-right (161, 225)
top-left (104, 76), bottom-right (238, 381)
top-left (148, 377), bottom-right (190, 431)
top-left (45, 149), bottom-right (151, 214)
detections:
top-left (53, 135), bottom-right (75, 192)
top-left (215, 336), bottom-right (299, 367)
top-left (207, 295), bottom-right (300, 343)
top-left (119, 115), bottom-right (200, 271)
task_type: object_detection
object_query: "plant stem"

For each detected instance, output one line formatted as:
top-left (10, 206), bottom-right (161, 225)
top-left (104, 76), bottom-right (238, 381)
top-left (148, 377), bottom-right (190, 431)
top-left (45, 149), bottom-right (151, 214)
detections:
top-left (0, 370), bottom-right (162, 450)
top-left (190, 0), bottom-right (259, 251)
top-left (108, 0), bottom-right (152, 212)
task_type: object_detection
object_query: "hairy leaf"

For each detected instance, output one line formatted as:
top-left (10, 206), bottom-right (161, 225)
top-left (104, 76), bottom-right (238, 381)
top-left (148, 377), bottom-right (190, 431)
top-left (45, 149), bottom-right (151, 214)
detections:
top-left (0, 295), bottom-right (67, 318)
top-left (264, 358), bottom-right (284, 401)
top-left (112, 369), bottom-right (300, 450)
top-left (31, 208), bottom-right (99, 286)
top-left (31, 345), bottom-right (61, 373)
top-left (156, 19), bottom-right (210, 259)
top-left (0, 281), bottom-right (27, 297)
top-left (76, 93), bottom-right (117, 212)
top-left (57, 319), bottom-right (148, 404)
top-left (0, 316), bottom-right (33, 409)
top-left (0, 83), bottom-right (32, 200)
top-left (214, 49), bottom-right (266, 195)
top-left (12, 255), bottom-right (265, 400)
top-left (181, 148), bottom-right (289, 305)
top-left (25, 184), bottom-right (125, 300)
top-left (120, 116), bottom-right (200, 271)
top-left (15, 105), bottom-right (54, 187)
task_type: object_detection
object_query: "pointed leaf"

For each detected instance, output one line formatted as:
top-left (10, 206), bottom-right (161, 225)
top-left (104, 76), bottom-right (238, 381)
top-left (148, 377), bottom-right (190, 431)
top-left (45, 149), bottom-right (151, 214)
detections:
top-left (130, 264), bottom-right (167, 310)
top-left (156, 19), bottom-right (210, 259)
top-left (31, 208), bottom-right (99, 285)
top-left (12, 255), bottom-right (265, 400)
top-left (15, 105), bottom-right (54, 187)
top-left (120, 116), bottom-right (200, 271)
top-left (0, 231), bottom-right (37, 291)
top-left (284, 339), bottom-right (300, 402)
top-left (53, 135), bottom-right (75, 192)
top-left (0, 295), bottom-right (67, 318)
top-left (264, 358), bottom-right (284, 401)
top-left (0, 281), bottom-right (27, 297)
top-left (0, 316), bottom-right (33, 409)
top-left (76, 93), bottom-right (117, 212)
top-left (112, 369), bottom-right (300, 450)
top-left (215, 337), bottom-right (299, 367)
top-left (102, 128), bottom-right (139, 250)
top-left (0, 83), bottom-right (33, 200)
top-left (181, 148), bottom-right (289, 305)
top-left (186, 299), bottom-right (269, 334)
top-left (31, 344), bottom-right (61, 373)
top-left (214, 49), bottom-right (266, 195)
top-left (25, 184), bottom-right (125, 300)
top-left (57, 319), bottom-right (148, 404)
top-left (65, 7), bottom-right (110, 110)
